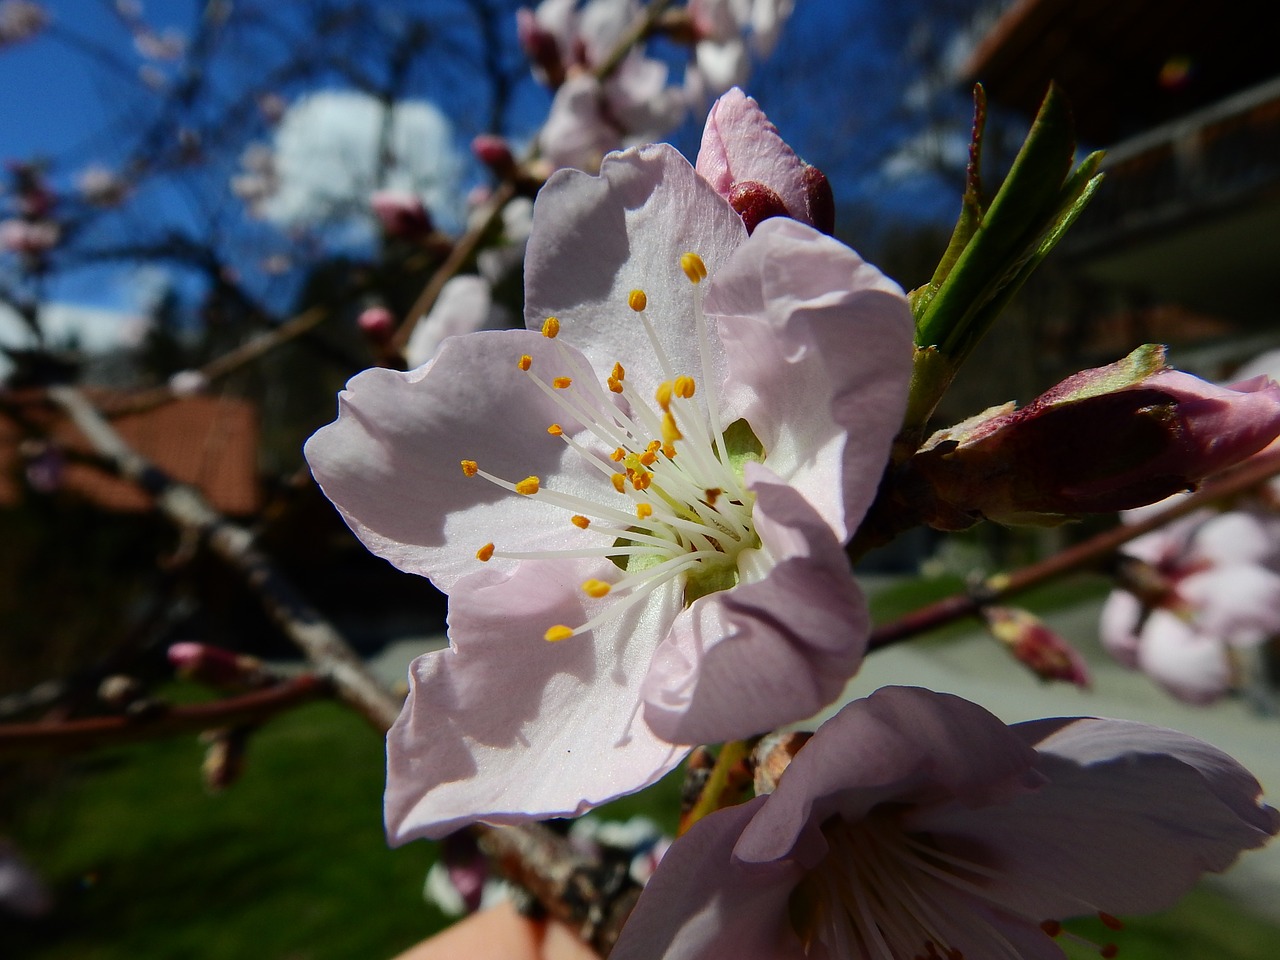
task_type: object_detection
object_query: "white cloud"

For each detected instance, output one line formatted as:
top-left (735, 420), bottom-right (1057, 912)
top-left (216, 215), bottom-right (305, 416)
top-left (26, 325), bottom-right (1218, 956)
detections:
top-left (0, 301), bottom-right (142, 378)
top-left (259, 90), bottom-right (464, 234)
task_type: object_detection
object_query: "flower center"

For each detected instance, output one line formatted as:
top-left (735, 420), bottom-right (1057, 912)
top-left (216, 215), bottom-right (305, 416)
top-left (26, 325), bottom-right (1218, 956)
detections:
top-left (789, 811), bottom-right (1123, 960)
top-left (460, 251), bottom-right (763, 643)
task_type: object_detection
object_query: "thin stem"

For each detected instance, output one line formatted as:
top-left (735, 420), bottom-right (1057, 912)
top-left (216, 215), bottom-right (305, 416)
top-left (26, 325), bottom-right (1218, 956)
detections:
top-left (0, 675), bottom-right (328, 758)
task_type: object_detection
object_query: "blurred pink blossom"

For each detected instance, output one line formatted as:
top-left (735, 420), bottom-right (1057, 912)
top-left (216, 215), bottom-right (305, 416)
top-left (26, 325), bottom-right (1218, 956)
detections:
top-left (613, 687), bottom-right (1279, 960)
top-left (1102, 504), bottom-right (1280, 703)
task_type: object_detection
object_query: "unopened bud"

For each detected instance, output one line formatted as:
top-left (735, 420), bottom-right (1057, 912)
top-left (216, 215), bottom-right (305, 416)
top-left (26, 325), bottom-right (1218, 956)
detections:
top-left (370, 190), bottom-right (432, 240)
top-left (471, 134), bottom-right (516, 179)
top-left (800, 164), bottom-right (835, 235)
top-left (168, 641), bottom-right (270, 688)
top-left (357, 305), bottom-right (396, 344)
top-left (980, 606), bottom-right (1090, 688)
top-left (515, 8), bottom-right (565, 87)
top-left (907, 345), bottom-right (1280, 527)
top-left (727, 181), bottom-right (789, 234)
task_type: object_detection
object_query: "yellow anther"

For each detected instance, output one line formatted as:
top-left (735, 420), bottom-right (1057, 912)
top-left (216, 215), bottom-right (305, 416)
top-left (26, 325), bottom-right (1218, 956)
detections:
top-left (541, 316), bottom-right (560, 338)
top-left (607, 377), bottom-right (624, 394)
top-left (515, 476), bottom-right (541, 495)
top-left (628, 289), bottom-right (648, 311)
top-left (636, 503), bottom-right (653, 519)
top-left (611, 473), bottom-right (627, 493)
top-left (476, 543), bottom-right (495, 562)
top-left (611, 362), bottom-right (625, 382)
top-left (544, 625), bottom-right (574, 642)
top-left (610, 447), bottom-right (626, 462)
top-left (631, 471), bottom-right (652, 491)
top-left (553, 376), bottom-right (572, 389)
top-left (517, 354), bottom-right (532, 371)
top-left (460, 459), bottom-right (479, 477)
top-left (655, 380), bottom-right (673, 411)
top-left (674, 375), bottom-right (696, 399)
top-left (582, 579), bottom-right (612, 598)
top-left (547, 423), bottom-right (563, 436)
top-left (646, 440), bottom-right (661, 453)
top-left (571, 515), bottom-right (591, 529)
top-left (639, 450), bottom-right (657, 466)
top-left (680, 251), bottom-right (708, 283)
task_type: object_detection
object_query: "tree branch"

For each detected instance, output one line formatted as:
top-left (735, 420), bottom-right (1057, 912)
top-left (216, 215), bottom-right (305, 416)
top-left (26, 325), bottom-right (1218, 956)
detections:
top-left (868, 447), bottom-right (1280, 650)
top-left (0, 675), bottom-right (328, 758)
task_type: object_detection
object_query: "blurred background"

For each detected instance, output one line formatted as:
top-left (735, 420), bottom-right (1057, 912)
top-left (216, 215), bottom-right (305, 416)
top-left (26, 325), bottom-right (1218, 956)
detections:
top-left (3, 0), bottom-right (1279, 957)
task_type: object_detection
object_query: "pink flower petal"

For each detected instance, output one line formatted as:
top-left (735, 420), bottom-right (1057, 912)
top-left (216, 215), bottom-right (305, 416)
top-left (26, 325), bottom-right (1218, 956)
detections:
top-left (707, 216), bottom-right (913, 539)
top-left (524, 144), bottom-right (747, 393)
top-left (305, 329), bottom-right (616, 591)
top-left (696, 88), bottom-right (808, 224)
top-left (916, 715), bottom-right (1280, 917)
top-left (386, 556), bottom-right (685, 841)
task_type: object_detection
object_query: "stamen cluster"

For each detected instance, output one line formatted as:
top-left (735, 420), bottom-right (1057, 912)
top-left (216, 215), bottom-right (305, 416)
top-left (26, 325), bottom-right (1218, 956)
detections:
top-left (458, 251), bottom-right (761, 644)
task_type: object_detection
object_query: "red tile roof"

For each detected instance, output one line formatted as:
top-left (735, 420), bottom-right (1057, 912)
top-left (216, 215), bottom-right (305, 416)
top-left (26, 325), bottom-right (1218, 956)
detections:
top-left (0, 391), bottom-right (260, 515)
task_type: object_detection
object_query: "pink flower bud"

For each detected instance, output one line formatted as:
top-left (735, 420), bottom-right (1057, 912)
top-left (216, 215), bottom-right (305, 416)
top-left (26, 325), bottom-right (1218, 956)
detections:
top-left (357, 305), bottom-right (396, 343)
top-left (980, 605), bottom-right (1091, 687)
top-left (168, 641), bottom-right (269, 688)
top-left (908, 345), bottom-right (1280, 527)
top-left (369, 190), bottom-right (432, 239)
top-left (516, 7), bottom-right (564, 86)
top-left (471, 134), bottom-right (516, 178)
top-left (726, 180), bottom-right (789, 234)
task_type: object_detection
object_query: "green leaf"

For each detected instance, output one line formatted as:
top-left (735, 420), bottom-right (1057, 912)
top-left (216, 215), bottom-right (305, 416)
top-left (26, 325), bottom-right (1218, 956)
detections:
top-left (914, 83), bottom-right (1077, 353)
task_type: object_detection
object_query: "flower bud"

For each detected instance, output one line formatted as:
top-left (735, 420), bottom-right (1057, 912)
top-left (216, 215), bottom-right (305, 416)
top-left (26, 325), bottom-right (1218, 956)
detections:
top-left (168, 641), bottom-right (270, 688)
top-left (471, 134), bottom-right (516, 179)
top-left (369, 190), bottom-right (432, 240)
top-left (356, 305), bottom-right (396, 344)
top-left (980, 605), bottom-right (1090, 688)
top-left (906, 345), bottom-right (1280, 527)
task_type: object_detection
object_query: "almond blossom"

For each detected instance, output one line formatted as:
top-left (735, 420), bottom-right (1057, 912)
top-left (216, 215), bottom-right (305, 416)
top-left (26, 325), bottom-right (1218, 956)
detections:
top-left (612, 686), bottom-right (1279, 960)
top-left (1101, 502), bottom-right (1280, 704)
top-left (305, 138), bottom-right (913, 840)
top-left (521, 0), bottom-right (688, 172)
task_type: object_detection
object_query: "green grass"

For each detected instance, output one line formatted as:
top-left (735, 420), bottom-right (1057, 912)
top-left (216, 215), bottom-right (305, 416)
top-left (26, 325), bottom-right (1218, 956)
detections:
top-left (4, 699), bottom-right (443, 960)
top-left (5, 677), bottom-right (1278, 960)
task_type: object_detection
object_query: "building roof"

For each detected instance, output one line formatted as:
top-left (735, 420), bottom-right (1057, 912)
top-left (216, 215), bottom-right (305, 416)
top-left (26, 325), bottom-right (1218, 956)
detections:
top-left (0, 391), bottom-right (260, 515)
top-left (965, 0), bottom-right (1278, 145)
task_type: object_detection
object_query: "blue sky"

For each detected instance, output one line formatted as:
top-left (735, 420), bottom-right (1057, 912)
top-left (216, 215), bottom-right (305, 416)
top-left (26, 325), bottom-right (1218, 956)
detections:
top-left (1, 0), bottom-right (982, 331)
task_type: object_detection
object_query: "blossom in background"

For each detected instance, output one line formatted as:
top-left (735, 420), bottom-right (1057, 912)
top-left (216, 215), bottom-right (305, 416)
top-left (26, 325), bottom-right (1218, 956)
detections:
top-left (306, 109), bottom-right (913, 839)
top-left (685, 0), bottom-right (795, 100)
top-left (0, 218), bottom-right (59, 258)
top-left (612, 686), bottom-right (1279, 960)
top-left (521, 0), bottom-right (688, 172)
top-left (402, 275), bottom-right (512, 369)
top-left (1101, 503), bottom-right (1280, 704)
